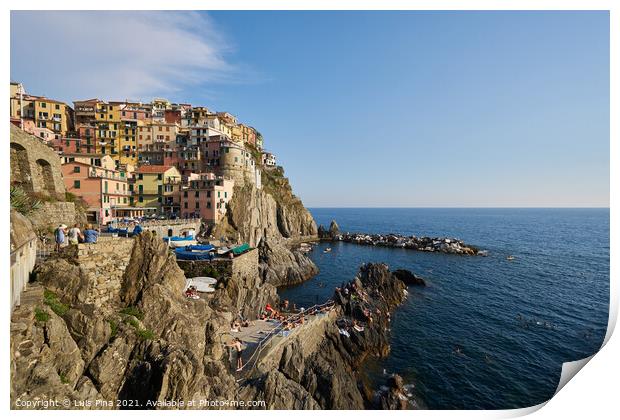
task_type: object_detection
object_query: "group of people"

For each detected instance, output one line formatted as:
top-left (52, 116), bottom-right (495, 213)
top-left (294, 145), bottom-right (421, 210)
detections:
top-left (230, 318), bottom-right (254, 333)
top-left (54, 223), bottom-right (100, 251)
top-left (335, 279), bottom-right (391, 336)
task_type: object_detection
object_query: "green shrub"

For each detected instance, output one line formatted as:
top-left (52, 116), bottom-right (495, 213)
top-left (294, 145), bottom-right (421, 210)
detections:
top-left (35, 308), bottom-right (50, 323)
top-left (59, 372), bottom-right (69, 384)
top-left (120, 306), bottom-right (144, 320)
top-left (136, 329), bottom-right (155, 341)
top-left (43, 290), bottom-right (69, 317)
top-left (108, 320), bottom-right (118, 338)
top-left (10, 185), bottom-right (42, 215)
top-left (125, 317), bottom-right (140, 329)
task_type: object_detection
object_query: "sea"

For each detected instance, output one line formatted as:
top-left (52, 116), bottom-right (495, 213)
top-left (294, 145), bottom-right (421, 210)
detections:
top-left (278, 208), bottom-right (610, 409)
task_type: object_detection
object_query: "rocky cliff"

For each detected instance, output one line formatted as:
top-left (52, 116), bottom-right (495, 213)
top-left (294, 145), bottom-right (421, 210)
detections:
top-left (239, 263), bottom-right (410, 409)
top-left (11, 233), bottom-right (241, 409)
top-left (212, 168), bottom-right (319, 287)
top-left (11, 233), bottom-right (410, 410)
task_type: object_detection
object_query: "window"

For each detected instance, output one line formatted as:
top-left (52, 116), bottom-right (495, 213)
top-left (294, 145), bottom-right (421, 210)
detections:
top-left (184, 202), bottom-right (188, 209)
top-left (218, 191), bottom-right (221, 198)
top-left (73, 180), bottom-right (80, 188)
top-left (55, 104), bottom-right (60, 110)
top-left (74, 166), bottom-right (80, 173)
top-left (195, 191), bottom-right (199, 198)
top-left (139, 196), bottom-right (144, 202)
top-left (195, 202), bottom-right (200, 209)
top-left (207, 202), bottom-right (211, 209)
top-left (41, 102), bottom-right (47, 108)
top-left (138, 174), bottom-right (143, 180)
top-left (157, 174), bottom-right (163, 180)
top-left (207, 191), bottom-right (211, 198)
top-left (224, 192), bottom-right (227, 198)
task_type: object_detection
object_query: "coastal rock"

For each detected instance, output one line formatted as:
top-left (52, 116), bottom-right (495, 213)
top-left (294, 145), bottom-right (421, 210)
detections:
top-left (210, 180), bottom-right (319, 290)
top-left (120, 232), bottom-right (186, 305)
top-left (328, 220), bottom-right (340, 237)
top-left (259, 239), bottom-right (319, 287)
top-left (242, 263), bottom-right (408, 409)
top-left (333, 232), bottom-right (480, 255)
top-left (376, 375), bottom-right (409, 410)
top-left (392, 269), bottom-right (426, 287)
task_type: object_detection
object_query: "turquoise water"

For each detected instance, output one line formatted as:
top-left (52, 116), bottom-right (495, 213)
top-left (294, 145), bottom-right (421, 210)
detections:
top-left (278, 208), bottom-right (609, 409)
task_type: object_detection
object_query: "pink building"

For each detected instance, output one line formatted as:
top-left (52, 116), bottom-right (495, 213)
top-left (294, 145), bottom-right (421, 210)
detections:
top-left (62, 161), bottom-right (131, 225)
top-left (180, 173), bottom-right (234, 223)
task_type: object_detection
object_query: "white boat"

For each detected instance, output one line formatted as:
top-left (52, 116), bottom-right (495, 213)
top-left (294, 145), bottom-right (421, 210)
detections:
top-left (324, 247), bottom-right (332, 253)
top-left (217, 246), bottom-right (231, 255)
top-left (186, 277), bottom-right (217, 293)
top-left (168, 239), bottom-right (198, 248)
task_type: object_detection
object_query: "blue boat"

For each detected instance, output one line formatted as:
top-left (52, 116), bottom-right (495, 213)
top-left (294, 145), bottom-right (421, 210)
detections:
top-left (174, 244), bottom-right (215, 260)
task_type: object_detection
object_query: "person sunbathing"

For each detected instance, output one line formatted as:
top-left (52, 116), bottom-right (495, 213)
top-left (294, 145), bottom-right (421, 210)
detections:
top-left (231, 320), bottom-right (241, 333)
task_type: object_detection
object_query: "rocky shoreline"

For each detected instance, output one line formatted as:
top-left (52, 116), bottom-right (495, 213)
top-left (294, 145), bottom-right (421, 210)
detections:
top-left (318, 220), bottom-right (485, 256)
top-left (240, 263), bottom-right (413, 409)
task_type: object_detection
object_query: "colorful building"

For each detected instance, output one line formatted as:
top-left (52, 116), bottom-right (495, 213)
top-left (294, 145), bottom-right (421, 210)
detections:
top-left (133, 165), bottom-right (182, 216)
top-left (240, 124), bottom-right (257, 147)
top-left (262, 151), bottom-right (277, 167)
top-left (180, 173), bottom-right (234, 223)
top-left (61, 161), bottom-right (131, 224)
top-left (33, 97), bottom-right (71, 137)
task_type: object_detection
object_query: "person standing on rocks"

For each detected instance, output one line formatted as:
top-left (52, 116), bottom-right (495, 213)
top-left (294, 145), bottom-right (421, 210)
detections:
top-left (54, 224), bottom-right (67, 252)
top-left (226, 338), bottom-right (244, 372)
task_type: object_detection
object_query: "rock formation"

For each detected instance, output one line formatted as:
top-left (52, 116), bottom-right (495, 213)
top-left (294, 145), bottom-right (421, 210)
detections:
top-left (11, 234), bottom-right (412, 410)
top-left (392, 269), bottom-right (427, 286)
top-left (240, 263), bottom-right (411, 409)
top-left (11, 233), bottom-right (240, 409)
top-left (212, 170), bottom-right (319, 287)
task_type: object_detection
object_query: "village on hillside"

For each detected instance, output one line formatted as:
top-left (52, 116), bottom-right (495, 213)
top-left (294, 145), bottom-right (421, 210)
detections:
top-left (9, 81), bottom-right (279, 226)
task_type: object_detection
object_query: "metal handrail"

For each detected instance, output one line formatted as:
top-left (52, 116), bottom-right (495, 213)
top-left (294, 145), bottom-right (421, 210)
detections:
top-left (239, 300), bottom-right (335, 376)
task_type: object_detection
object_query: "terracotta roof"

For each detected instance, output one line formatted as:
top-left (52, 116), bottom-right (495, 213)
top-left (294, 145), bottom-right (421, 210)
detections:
top-left (135, 165), bottom-right (174, 174)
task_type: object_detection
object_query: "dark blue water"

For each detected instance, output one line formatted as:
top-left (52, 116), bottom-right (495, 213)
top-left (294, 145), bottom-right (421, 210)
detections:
top-left (278, 208), bottom-right (609, 409)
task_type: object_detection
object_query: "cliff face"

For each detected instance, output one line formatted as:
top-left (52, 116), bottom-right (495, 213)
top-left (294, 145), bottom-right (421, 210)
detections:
top-left (212, 169), bottom-right (319, 287)
top-left (11, 233), bottom-right (240, 408)
top-left (11, 234), bottom-right (410, 410)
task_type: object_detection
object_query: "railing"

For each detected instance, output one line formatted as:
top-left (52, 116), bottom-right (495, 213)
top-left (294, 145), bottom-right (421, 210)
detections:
top-left (239, 300), bottom-right (335, 377)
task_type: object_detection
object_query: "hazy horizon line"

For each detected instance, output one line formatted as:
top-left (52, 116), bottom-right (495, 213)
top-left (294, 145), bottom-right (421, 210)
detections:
top-left (306, 206), bottom-right (610, 209)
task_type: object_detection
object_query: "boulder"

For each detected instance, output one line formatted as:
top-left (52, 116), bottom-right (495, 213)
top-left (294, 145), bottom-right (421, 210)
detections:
top-left (392, 269), bottom-right (427, 286)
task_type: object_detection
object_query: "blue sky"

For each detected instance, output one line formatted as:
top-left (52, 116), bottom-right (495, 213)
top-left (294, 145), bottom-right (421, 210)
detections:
top-left (11, 11), bottom-right (609, 207)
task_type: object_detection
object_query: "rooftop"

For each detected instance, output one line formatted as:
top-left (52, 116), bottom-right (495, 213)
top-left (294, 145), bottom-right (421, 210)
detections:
top-left (135, 165), bottom-right (174, 174)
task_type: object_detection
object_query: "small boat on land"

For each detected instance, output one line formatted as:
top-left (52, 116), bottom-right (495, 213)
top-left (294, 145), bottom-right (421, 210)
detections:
top-left (164, 235), bottom-right (197, 248)
top-left (174, 244), bottom-right (215, 260)
top-left (185, 277), bottom-right (217, 293)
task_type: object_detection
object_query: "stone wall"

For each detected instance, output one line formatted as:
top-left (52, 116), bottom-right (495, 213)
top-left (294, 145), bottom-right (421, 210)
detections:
top-left (177, 248), bottom-right (258, 283)
top-left (128, 220), bottom-right (202, 238)
top-left (64, 237), bottom-right (135, 307)
top-left (28, 201), bottom-right (84, 233)
top-left (10, 124), bottom-right (65, 199)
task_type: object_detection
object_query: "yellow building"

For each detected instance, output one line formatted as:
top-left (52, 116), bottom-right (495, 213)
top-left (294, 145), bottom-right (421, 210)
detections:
top-left (133, 165), bottom-right (182, 215)
top-left (94, 102), bottom-right (121, 163)
top-left (231, 124), bottom-right (243, 143)
top-left (32, 97), bottom-right (71, 137)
